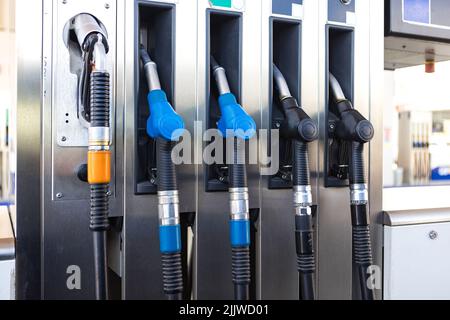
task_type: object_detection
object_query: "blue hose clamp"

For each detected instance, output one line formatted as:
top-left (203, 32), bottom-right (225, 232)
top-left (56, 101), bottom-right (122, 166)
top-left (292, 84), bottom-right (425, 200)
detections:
top-left (147, 90), bottom-right (185, 141)
top-left (230, 220), bottom-right (251, 248)
top-left (218, 93), bottom-right (256, 140)
top-left (159, 225), bottom-right (182, 254)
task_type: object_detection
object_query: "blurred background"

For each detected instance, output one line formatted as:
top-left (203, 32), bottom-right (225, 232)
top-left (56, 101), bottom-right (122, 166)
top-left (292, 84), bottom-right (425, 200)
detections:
top-left (384, 62), bottom-right (450, 188)
top-left (0, 0), bottom-right (15, 300)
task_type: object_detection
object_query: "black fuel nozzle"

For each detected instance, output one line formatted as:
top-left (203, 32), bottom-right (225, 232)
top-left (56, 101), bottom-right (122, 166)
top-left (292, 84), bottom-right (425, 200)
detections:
top-left (273, 64), bottom-right (317, 300)
top-left (329, 72), bottom-right (375, 301)
top-left (329, 73), bottom-right (374, 144)
top-left (273, 65), bottom-right (318, 143)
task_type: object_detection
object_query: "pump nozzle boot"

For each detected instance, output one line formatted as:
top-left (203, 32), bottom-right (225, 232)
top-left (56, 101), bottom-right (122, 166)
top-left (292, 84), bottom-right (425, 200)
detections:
top-left (218, 93), bottom-right (257, 140)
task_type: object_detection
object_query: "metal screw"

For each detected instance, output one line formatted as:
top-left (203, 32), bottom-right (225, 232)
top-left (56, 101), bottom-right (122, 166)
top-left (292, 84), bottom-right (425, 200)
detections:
top-left (150, 178), bottom-right (156, 185)
top-left (429, 231), bottom-right (438, 240)
top-left (61, 136), bottom-right (67, 142)
top-left (56, 193), bottom-right (63, 199)
top-left (105, 3), bottom-right (110, 9)
top-left (62, 0), bottom-right (67, 4)
top-left (107, 191), bottom-right (112, 197)
top-left (275, 123), bottom-right (281, 129)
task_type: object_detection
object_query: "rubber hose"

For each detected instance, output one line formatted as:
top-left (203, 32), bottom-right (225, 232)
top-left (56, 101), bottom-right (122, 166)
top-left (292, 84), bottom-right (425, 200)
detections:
top-left (349, 142), bottom-right (365, 185)
top-left (157, 138), bottom-right (177, 192)
top-left (161, 252), bottom-right (184, 300)
top-left (229, 138), bottom-right (247, 189)
top-left (295, 214), bottom-right (316, 300)
top-left (297, 249), bottom-right (315, 300)
top-left (232, 247), bottom-right (251, 301)
top-left (353, 223), bottom-right (375, 300)
top-left (293, 140), bottom-right (310, 186)
top-left (90, 72), bottom-right (110, 128)
top-left (90, 184), bottom-right (110, 300)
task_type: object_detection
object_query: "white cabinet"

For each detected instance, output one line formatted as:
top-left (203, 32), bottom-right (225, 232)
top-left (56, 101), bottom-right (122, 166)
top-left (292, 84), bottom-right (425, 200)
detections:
top-left (384, 210), bottom-right (450, 300)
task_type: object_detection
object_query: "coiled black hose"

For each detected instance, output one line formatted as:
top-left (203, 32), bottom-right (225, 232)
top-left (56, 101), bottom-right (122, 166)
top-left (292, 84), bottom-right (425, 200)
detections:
top-left (232, 247), bottom-right (251, 300)
top-left (230, 138), bottom-right (251, 301)
top-left (295, 212), bottom-right (316, 300)
top-left (229, 138), bottom-right (247, 189)
top-left (157, 138), bottom-right (184, 300)
top-left (90, 184), bottom-right (110, 300)
top-left (161, 252), bottom-right (184, 301)
top-left (349, 142), bottom-right (365, 185)
top-left (293, 140), bottom-right (310, 187)
top-left (90, 72), bottom-right (110, 127)
top-left (157, 139), bottom-right (177, 191)
top-left (349, 142), bottom-right (375, 300)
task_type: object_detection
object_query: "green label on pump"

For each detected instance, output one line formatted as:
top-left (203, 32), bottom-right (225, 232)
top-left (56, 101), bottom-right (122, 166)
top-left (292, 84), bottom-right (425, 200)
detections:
top-left (210, 0), bottom-right (232, 8)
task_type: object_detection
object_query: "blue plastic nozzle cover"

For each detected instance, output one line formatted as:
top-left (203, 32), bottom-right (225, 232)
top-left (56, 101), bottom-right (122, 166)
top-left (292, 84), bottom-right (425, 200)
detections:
top-left (147, 90), bottom-right (185, 141)
top-left (217, 93), bottom-right (256, 140)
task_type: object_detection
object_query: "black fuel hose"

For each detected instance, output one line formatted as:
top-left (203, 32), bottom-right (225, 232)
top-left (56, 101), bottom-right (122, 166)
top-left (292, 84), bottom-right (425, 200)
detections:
top-left (230, 138), bottom-right (251, 301)
top-left (157, 138), bottom-right (184, 300)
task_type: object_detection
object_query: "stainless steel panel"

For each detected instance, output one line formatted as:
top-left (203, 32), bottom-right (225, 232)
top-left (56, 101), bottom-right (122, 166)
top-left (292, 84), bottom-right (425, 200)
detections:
top-left (51, 0), bottom-right (118, 201)
top-left (16, 0), bottom-right (42, 300)
top-left (122, 0), bottom-right (197, 299)
top-left (384, 208), bottom-right (450, 227)
top-left (195, 0), bottom-right (262, 300)
top-left (317, 0), bottom-right (383, 300)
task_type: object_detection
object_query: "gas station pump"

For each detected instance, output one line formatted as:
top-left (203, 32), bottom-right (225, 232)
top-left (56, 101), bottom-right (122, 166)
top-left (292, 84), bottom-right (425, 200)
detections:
top-left (273, 65), bottom-right (318, 300)
top-left (211, 56), bottom-right (256, 301)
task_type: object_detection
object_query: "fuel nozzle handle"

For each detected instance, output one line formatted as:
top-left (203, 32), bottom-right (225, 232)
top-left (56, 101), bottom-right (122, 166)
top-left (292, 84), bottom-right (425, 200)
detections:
top-left (273, 64), bottom-right (318, 143)
top-left (211, 55), bottom-right (256, 141)
top-left (140, 45), bottom-right (184, 142)
top-left (329, 73), bottom-right (374, 144)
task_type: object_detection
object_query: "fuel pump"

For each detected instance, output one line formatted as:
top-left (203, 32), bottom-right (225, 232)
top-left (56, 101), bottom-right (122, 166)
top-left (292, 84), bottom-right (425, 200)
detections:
top-left (211, 56), bottom-right (256, 301)
top-left (72, 13), bottom-right (111, 300)
top-left (273, 65), bottom-right (318, 300)
top-left (329, 73), bottom-right (375, 301)
top-left (140, 46), bottom-right (185, 300)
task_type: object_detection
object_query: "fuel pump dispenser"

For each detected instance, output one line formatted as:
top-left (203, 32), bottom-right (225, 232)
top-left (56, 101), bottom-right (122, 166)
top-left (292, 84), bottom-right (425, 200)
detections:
top-left (140, 47), bottom-right (185, 300)
top-left (273, 65), bottom-right (318, 300)
top-left (329, 72), bottom-right (375, 301)
top-left (72, 13), bottom-right (112, 300)
top-left (211, 56), bottom-right (257, 301)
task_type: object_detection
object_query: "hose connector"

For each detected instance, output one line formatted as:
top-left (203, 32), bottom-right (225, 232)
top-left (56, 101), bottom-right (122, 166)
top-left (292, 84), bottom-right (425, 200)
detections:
top-left (350, 184), bottom-right (369, 205)
top-left (294, 186), bottom-right (313, 215)
top-left (229, 187), bottom-right (251, 248)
